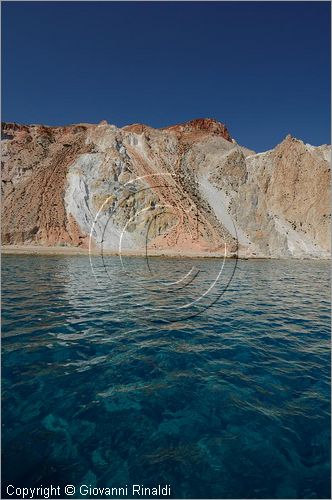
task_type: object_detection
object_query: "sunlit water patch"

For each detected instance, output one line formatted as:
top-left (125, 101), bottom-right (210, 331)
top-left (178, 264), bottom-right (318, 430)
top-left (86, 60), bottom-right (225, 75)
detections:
top-left (2, 255), bottom-right (330, 498)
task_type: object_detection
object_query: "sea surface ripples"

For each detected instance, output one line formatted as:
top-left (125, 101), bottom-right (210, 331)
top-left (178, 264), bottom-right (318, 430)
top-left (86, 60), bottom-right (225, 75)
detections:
top-left (2, 256), bottom-right (331, 498)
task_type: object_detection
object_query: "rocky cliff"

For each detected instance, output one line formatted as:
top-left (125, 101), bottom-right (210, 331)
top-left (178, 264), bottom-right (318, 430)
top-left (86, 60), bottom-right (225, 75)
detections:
top-left (1, 119), bottom-right (330, 258)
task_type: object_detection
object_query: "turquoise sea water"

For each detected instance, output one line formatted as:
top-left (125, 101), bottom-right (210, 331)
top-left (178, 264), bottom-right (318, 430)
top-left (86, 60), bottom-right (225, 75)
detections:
top-left (2, 255), bottom-right (331, 498)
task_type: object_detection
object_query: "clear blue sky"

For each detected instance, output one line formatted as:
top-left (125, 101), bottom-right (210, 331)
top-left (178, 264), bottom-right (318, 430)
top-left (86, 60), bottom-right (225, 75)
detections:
top-left (2, 1), bottom-right (331, 151)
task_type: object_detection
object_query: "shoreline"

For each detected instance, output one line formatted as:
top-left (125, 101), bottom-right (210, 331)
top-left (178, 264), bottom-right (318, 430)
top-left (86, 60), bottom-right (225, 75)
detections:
top-left (1, 245), bottom-right (329, 260)
top-left (1, 245), bottom-right (233, 259)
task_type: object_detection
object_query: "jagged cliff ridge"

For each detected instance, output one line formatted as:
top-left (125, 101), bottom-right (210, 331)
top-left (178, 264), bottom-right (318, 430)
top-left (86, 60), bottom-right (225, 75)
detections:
top-left (1, 119), bottom-right (331, 258)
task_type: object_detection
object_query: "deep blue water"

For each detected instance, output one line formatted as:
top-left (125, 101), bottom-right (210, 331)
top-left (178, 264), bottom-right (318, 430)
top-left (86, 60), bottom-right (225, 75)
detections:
top-left (2, 255), bottom-right (331, 499)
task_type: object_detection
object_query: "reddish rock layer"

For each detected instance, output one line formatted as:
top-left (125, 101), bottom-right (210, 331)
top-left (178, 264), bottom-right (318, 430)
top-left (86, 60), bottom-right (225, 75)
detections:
top-left (162, 118), bottom-right (232, 142)
top-left (2, 123), bottom-right (92, 246)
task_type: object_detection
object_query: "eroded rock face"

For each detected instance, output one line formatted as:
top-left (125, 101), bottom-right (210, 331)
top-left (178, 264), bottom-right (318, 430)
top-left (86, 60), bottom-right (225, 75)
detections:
top-left (1, 122), bottom-right (93, 246)
top-left (209, 135), bottom-right (331, 258)
top-left (1, 119), bottom-right (330, 258)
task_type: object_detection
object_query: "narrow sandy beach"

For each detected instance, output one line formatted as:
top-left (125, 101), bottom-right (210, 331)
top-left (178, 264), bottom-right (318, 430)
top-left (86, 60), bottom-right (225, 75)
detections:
top-left (1, 245), bottom-right (232, 259)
